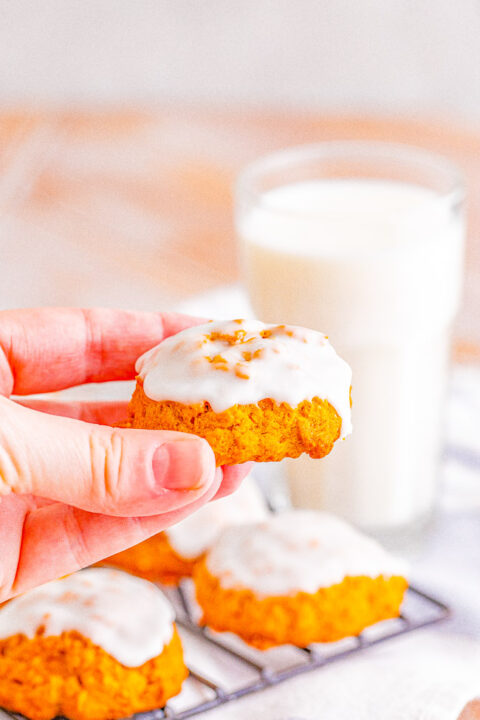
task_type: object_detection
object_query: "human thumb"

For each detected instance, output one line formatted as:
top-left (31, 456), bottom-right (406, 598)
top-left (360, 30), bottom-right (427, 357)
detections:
top-left (0, 396), bottom-right (217, 516)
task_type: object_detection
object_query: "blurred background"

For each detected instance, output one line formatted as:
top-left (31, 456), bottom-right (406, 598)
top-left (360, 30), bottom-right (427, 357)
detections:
top-left (3, 0), bottom-right (480, 114)
top-left (1, 0), bottom-right (480, 354)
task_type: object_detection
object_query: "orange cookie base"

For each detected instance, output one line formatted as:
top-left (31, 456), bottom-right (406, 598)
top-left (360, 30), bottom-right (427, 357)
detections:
top-left (194, 562), bottom-right (408, 649)
top-left (128, 381), bottom-right (343, 466)
top-left (100, 532), bottom-right (196, 585)
top-left (0, 627), bottom-right (187, 720)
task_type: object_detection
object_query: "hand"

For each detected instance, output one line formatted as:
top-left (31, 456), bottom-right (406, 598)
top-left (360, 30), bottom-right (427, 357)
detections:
top-left (0, 308), bottom-right (250, 602)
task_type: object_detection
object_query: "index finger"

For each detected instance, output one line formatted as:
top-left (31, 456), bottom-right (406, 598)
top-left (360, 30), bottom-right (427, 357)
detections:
top-left (0, 308), bottom-right (204, 396)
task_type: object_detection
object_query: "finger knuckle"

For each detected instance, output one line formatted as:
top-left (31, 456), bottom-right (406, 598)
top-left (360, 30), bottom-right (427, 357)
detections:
top-left (88, 430), bottom-right (126, 512)
top-left (62, 507), bottom-right (91, 567)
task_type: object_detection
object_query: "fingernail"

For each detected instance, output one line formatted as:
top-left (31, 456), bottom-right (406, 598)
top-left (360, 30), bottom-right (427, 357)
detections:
top-left (153, 438), bottom-right (214, 491)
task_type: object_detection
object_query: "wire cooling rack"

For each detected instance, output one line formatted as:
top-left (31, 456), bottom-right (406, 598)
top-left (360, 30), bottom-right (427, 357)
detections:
top-left (159, 583), bottom-right (450, 719)
top-left (0, 582), bottom-right (450, 720)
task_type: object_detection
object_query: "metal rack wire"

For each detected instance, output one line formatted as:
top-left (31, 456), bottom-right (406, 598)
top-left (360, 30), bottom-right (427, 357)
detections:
top-left (0, 583), bottom-right (450, 720)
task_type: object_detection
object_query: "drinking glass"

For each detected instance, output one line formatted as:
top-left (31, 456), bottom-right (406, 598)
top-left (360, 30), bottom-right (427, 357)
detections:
top-left (236, 142), bottom-right (465, 532)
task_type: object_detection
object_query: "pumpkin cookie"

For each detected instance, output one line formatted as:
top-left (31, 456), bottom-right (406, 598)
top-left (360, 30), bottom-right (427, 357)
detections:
top-left (0, 569), bottom-right (187, 720)
top-left (128, 319), bottom-right (352, 465)
top-left (194, 510), bottom-right (408, 649)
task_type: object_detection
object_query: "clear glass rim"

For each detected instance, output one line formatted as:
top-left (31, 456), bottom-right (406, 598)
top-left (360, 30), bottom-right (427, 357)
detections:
top-left (236, 140), bottom-right (465, 217)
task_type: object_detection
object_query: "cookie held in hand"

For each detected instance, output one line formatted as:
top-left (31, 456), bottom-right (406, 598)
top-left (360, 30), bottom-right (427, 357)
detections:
top-left (128, 319), bottom-right (352, 465)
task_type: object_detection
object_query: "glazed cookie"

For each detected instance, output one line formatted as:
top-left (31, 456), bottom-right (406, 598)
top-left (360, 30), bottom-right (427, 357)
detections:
top-left (102, 474), bottom-right (268, 584)
top-left (194, 510), bottom-right (408, 649)
top-left (0, 569), bottom-right (187, 720)
top-left (128, 319), bottom-right (352, 465)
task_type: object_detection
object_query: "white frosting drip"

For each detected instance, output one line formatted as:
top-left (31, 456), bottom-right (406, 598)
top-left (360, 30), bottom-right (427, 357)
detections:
top-left (136, 319), bottom-right (352, 439)
top-left (205, 510), bottom-right (408, 597)
top-left (166, 473), bottom-right (268, 558)
top-left (0, 569), bottom-right (175, 667)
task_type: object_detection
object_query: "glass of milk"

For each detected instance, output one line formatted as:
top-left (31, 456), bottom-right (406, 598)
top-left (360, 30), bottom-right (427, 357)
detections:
top-left (236, 142), bottom-right (465, 533)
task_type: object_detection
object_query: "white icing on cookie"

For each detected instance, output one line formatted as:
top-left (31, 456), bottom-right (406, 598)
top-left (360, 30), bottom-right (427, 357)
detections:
top-left (205, 510), bottom-right (408, 597)
top-left (136, 319), bottom-right (352, 439)
top-left (166, 473), bottom-right (268, 559)
top-left (0, 568), bottom-right (175, 667)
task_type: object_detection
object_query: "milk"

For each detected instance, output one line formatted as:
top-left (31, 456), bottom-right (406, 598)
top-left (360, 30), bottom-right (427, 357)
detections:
top-left (239, 179), bottom-right (464, 530)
